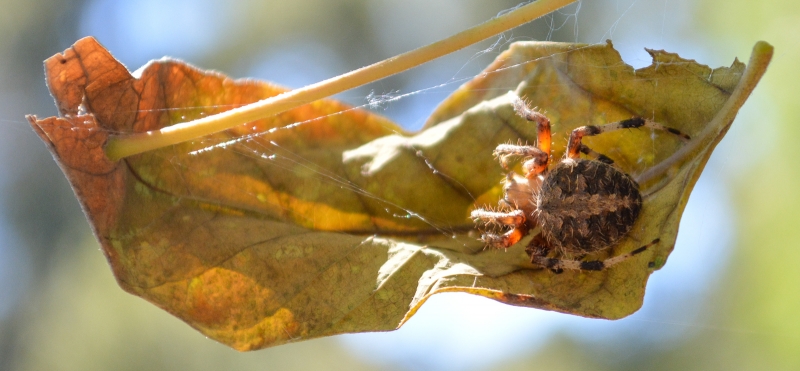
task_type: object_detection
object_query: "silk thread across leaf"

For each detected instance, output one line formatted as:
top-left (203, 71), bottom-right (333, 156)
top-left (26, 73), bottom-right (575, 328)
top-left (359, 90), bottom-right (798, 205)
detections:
top-left (28, 37), bottom-right (771, 350)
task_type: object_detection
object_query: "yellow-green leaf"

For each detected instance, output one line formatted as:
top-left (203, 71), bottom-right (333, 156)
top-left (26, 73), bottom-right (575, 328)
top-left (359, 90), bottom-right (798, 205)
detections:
top-left (28, 37), bottom-right (771, 350)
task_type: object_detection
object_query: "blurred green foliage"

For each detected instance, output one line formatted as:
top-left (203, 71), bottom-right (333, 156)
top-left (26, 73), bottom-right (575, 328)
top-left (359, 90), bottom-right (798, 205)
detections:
top-left (3, 0), bottom-right (798, 370)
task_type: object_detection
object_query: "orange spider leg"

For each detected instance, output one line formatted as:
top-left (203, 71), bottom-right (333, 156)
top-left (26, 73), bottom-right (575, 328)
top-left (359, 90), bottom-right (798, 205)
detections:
top-left (492, 97), bottom-right (553, 179)
top-left (470, 209), bottom-right (528, 249)
top-left (512, 97), bottom-right (551, 162)
top-left (482, 224), bottom-right (529, 249)
top-left (494, 144), bottom-right (548, 179)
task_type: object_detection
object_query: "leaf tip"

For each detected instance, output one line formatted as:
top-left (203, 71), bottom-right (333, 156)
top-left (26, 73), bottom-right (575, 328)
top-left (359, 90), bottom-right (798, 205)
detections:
top-left (753, 40), bottom-right (774, 56)
top-left (750, 41), bottom-right (774, 69)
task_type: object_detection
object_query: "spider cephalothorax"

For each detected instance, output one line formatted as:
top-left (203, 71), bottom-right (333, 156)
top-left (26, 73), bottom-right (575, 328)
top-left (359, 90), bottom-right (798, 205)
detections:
top-left (471, 96), bottom-right (689, 271)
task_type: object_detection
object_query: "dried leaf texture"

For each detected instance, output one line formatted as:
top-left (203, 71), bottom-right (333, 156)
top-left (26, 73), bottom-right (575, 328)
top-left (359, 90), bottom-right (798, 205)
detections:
top-left (28, 37), bottom-right (771, 350)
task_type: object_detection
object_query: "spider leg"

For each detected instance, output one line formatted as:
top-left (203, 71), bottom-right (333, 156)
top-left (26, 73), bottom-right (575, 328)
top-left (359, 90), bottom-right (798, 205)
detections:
top-left (528, 238), bottom-right (659, 271)
top-left (512, 97), bottom-right (551, 165)
top-left (525, 234), bottom-right (564, 274)
top-left (506, 97), bottom-right (551, 179)
top-left (566, 117), bottom-right (691, 160)
top-left (578, 144), bottom-right (616, 164)
top-left (481, 227), bottom-right (529, 249)
top-left (495, 96), bottom-right (553, 178)
top-left (471, 209), bottom-right (529, 249)
top-left (494, 144), bottom-right (548, 178)
top-left (471, 209), bottom-right (525, 226)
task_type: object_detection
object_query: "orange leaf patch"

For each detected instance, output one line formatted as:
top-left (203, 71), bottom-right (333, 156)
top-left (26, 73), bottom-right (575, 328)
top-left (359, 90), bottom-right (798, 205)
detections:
top-left (28, 37), bottom-right (771, 350)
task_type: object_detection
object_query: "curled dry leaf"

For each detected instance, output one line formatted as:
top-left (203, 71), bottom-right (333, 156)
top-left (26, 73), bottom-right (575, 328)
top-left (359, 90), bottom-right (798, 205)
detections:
top-left (28, 37), bottom-right (771, 350)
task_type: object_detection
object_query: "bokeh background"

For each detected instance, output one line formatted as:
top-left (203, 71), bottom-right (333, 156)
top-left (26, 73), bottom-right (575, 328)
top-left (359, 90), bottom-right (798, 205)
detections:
top-left (0, 0), bottom-right (797, 370)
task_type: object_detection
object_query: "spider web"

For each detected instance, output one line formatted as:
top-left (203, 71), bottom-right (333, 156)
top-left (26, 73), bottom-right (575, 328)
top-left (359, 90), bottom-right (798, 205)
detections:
top-left (14, 0), bottom-right (772, 370)
top-left (172, 2), bottom-right (693, 244)
top-left (110, 3), bottom-right (746, 369)
top-left (131, 1), bottom-right (741, 365)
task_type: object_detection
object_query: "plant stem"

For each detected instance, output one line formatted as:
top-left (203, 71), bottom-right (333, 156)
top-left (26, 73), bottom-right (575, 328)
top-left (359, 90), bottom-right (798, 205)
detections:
top-left (104, 0), bottom-right (577, 160)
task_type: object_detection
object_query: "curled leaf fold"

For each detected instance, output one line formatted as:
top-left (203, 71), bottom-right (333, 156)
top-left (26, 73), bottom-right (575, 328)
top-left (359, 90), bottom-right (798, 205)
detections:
top-left (29, 37), bottom-right (771, 350)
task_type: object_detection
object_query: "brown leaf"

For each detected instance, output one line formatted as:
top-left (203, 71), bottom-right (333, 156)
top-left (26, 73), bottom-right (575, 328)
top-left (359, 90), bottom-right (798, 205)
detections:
top-left (28, 37), bottom-right (771, 350)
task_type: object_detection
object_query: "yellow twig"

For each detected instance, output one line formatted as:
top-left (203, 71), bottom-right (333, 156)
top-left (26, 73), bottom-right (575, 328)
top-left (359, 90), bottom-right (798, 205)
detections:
top-left (104, 0), bottom-right (577, 160)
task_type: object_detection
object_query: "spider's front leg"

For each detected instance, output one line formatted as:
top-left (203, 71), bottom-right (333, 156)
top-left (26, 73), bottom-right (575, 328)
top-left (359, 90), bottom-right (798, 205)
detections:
top-left (470, 97), bottom-right (552, 249)
top-left (470, 208), bottom-right (529, 249)
top-left (496, 97), bottom-right (552, 178)
top-left (493, 144), bottom-right (548, 179)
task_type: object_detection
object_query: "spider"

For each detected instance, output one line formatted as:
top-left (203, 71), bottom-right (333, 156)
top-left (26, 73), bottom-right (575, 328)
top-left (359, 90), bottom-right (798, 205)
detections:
top-left (471, 96), bottom-right (690, 272)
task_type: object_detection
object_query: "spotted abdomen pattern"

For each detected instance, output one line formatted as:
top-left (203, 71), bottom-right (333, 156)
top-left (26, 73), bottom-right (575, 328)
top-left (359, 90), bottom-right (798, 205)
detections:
top-left (536, 159), bottom-right (642, 255)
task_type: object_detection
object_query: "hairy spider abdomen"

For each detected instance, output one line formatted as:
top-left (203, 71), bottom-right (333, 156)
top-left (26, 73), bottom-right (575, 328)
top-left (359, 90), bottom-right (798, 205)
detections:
top-left (536, 159), bottom-right (642, 255)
